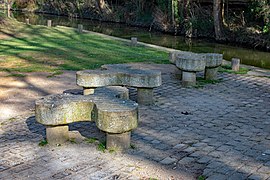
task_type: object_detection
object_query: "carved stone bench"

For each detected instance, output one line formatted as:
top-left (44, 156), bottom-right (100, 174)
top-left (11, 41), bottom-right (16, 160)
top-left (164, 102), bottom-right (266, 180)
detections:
top-left (169, 51), bottom-right (223, 86)
top-left (35, 86), bottom-right (138, 150)
top-left (175, 53), bottom-right (206, 87)
top-left (76, 64), bottom-right (162, 105)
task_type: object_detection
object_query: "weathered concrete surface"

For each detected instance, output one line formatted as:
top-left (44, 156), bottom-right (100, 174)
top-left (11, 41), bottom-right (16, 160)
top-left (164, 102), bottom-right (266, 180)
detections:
top-left (77, 64), bottom-right (162, 88)
top-left (204, 53), bottom-right (223, 80)
top-left (77, 64), bottom-right (162, 105)
top-left (232, 58), bottom-right (241, 71)
top-left (204, 53), bottom-right (223, 68)
top-left (35, 94), bottom-right (94, 125)
top-left (169, 50), bottom-right (187, 64)
top-left (174, 53), bottom-right (205, 86)
top-left (182, 71), bottom-right (197, 87)
top-left (1, 63), bottom-right (270, 179)
top-left (137, 87), bottom-right (154, 105)
top-left (106, 132), bottom-right (131, 150)
top-left (46, 125), bottom-right (69, 145)
top-left (36, 88), bottom-right (138, 133)
top-left (175, 53), bottom-right (206, 72)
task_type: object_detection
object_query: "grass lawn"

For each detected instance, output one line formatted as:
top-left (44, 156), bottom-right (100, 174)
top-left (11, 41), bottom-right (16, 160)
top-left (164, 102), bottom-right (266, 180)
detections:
top-left (0, 15), bottom-right (169, 75)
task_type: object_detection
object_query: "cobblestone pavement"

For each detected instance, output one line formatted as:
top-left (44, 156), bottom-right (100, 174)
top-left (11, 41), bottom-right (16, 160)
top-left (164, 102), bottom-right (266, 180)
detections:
top-left (0, 64), bottom-right (270, 179)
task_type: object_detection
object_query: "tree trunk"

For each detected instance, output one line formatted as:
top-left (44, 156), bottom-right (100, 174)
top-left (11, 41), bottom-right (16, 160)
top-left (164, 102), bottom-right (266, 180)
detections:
top-left (213, 0), bottom-right (223, 40)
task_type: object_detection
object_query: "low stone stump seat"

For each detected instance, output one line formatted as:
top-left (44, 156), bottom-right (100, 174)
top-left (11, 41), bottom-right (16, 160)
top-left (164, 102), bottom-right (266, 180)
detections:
top-left (35, 86), bottom-right (138, 150)
top-left (170, 51), bottom-right (223, 85)
top-left (175, 53), bottom-right (206, 87)
top-left (204, 53), bottom-right (223, 80)
top-left (76, 64), bottom-right (162, 105)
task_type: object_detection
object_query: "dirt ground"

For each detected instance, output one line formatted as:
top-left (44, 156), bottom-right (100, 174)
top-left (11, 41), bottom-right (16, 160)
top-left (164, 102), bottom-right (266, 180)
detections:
top-left (0, 70), bottom-right (78, 121)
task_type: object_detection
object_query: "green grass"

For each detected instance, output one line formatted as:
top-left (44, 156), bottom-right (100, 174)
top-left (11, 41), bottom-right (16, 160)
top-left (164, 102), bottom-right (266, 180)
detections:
top-left (69, 138), bottom-right (77, 144)
top-left (38, 139), bottom-right (48, 146)
top-left (84, 137), bottom-right (98, 144)
top-left (97, 141), bottom-right (106, 153)
top-left (219, 65), bottom-right (250, 74)
top-left (194, 77), bottom-right (223, 88)
top-left (130, 144), bottom-right (136, 149)
top-left (198, 175), bottom-right (206, 180)
top-left (0, 20), bottom-right (169, 74)
top-left (6, 73), bottom-right (26, 77)
top-left (46, 71), bottom-right (63, 78)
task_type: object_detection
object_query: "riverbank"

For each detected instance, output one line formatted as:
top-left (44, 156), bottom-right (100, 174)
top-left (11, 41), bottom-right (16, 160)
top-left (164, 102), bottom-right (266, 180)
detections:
top-left (6, 5), bottom-right (270, 52)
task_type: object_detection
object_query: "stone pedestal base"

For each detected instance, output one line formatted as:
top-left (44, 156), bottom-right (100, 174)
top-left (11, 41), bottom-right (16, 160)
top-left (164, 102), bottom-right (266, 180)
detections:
top-left (231, 58), bottom-right (240, 71)
top-left (83, 87), bottom-right (95, 95)
top-left (106, 132), bottom-right (131, 150)
top-left (46, 125), bottom-right (69, 145)
top-left (182, 71), bottom-right (196, 87)
top-left (137, 88), bottom-right (154, 105)
top-left (205, 67), bottom-right (218, 80)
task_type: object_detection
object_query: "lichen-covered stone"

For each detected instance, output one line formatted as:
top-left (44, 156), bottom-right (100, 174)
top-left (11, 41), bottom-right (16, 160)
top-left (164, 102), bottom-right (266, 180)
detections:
top-left (169, 51), bottom-right (190, 64)
top-left (175, 53), bottom-right (206, 72)
top-left (182, 71), bottom-right (196, 87)
top-left (46, 125), bottom-right (69, 144)
top-left (94, 86), bottom-right (129, 100)
top-left (204, 53), bottom-right (223, 68)
top-left (35, 94), bottom-right (94, 126)
top-left (106, 132), bottom-right (131, 150)
top-left (35, 87), bottom-right (138, 134)
top-left (94, 101), bottom-right (138, 133)
top-left (137, 88), bottom-right (154, 105)
top-left (64, 86), bottom-right (129, 100)
top-left (77, 64), bottom-right (162, 88)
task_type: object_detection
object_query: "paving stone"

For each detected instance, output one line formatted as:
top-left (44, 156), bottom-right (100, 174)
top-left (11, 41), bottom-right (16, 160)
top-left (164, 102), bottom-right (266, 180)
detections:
top-left (206, 173), bottom-right (227, 180)
top-left (229, 172), bottom-right (249, 179)
top-left (207, 161), bottom-right (224, 169)
top-left (173, 144), bottom-right (186, 149)
top-left (150, 140), bottom-right (161, 144)
top-left (1, 64), bottom-right (270, 179)
top-left (178, 157), bottom-right (196, 165)
top-left (248, 174), bottom-right (270, 180)
top-left (197, 156), bottom-right (213, 164)
top-left (257, 166), bottom-right (270, 174)
top-left (263, 150), bottom-right (270, 155)
top-left (160, 157), bottom-right (177, 165)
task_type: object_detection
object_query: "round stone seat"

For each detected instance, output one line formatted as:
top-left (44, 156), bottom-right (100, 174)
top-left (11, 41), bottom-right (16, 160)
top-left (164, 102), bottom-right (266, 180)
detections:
top-left (35, 87), bottom-right (138, 150)
top-left (77, 64), bottom-right (162, 105)
top-left (204, 53), bottom-right (223, 80)
top-left (175, 53), bottom-right (206, 87)
top-left (175, 53), bottom-right (206, 72)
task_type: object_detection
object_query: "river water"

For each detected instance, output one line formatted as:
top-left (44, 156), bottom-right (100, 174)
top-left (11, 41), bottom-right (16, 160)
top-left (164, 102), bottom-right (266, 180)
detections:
top-left (12, 12), bottom-right (270, 69)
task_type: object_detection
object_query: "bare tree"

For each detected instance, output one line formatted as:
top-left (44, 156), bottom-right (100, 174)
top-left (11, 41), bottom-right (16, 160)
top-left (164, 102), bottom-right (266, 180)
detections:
top-left (213, 0), bottom-right (223, 40)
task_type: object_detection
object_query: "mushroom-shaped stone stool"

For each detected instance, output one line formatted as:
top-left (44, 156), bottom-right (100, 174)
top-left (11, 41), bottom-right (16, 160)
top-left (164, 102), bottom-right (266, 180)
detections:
top-left (175, 53), bottom-right (206, 87)
top-left (204, 53), bottom-right (223, 80)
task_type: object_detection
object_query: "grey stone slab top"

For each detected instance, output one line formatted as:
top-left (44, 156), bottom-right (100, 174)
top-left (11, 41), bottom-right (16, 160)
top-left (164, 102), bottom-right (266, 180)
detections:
top-left (175, 53), bottom-right (206, 72)
top-left (76, 64), bottom-right (162, 88)
top-left (204, 53), bottom-right (223, 68)
top-left (170, 51), bottom-right (223, 70)
top-left (35, 87), bottom-right (138, 133)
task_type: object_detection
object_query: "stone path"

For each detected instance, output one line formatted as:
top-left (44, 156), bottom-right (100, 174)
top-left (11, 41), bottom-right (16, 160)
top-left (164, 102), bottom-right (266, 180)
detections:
top-left (0, 64), bottom-right (270, 179)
